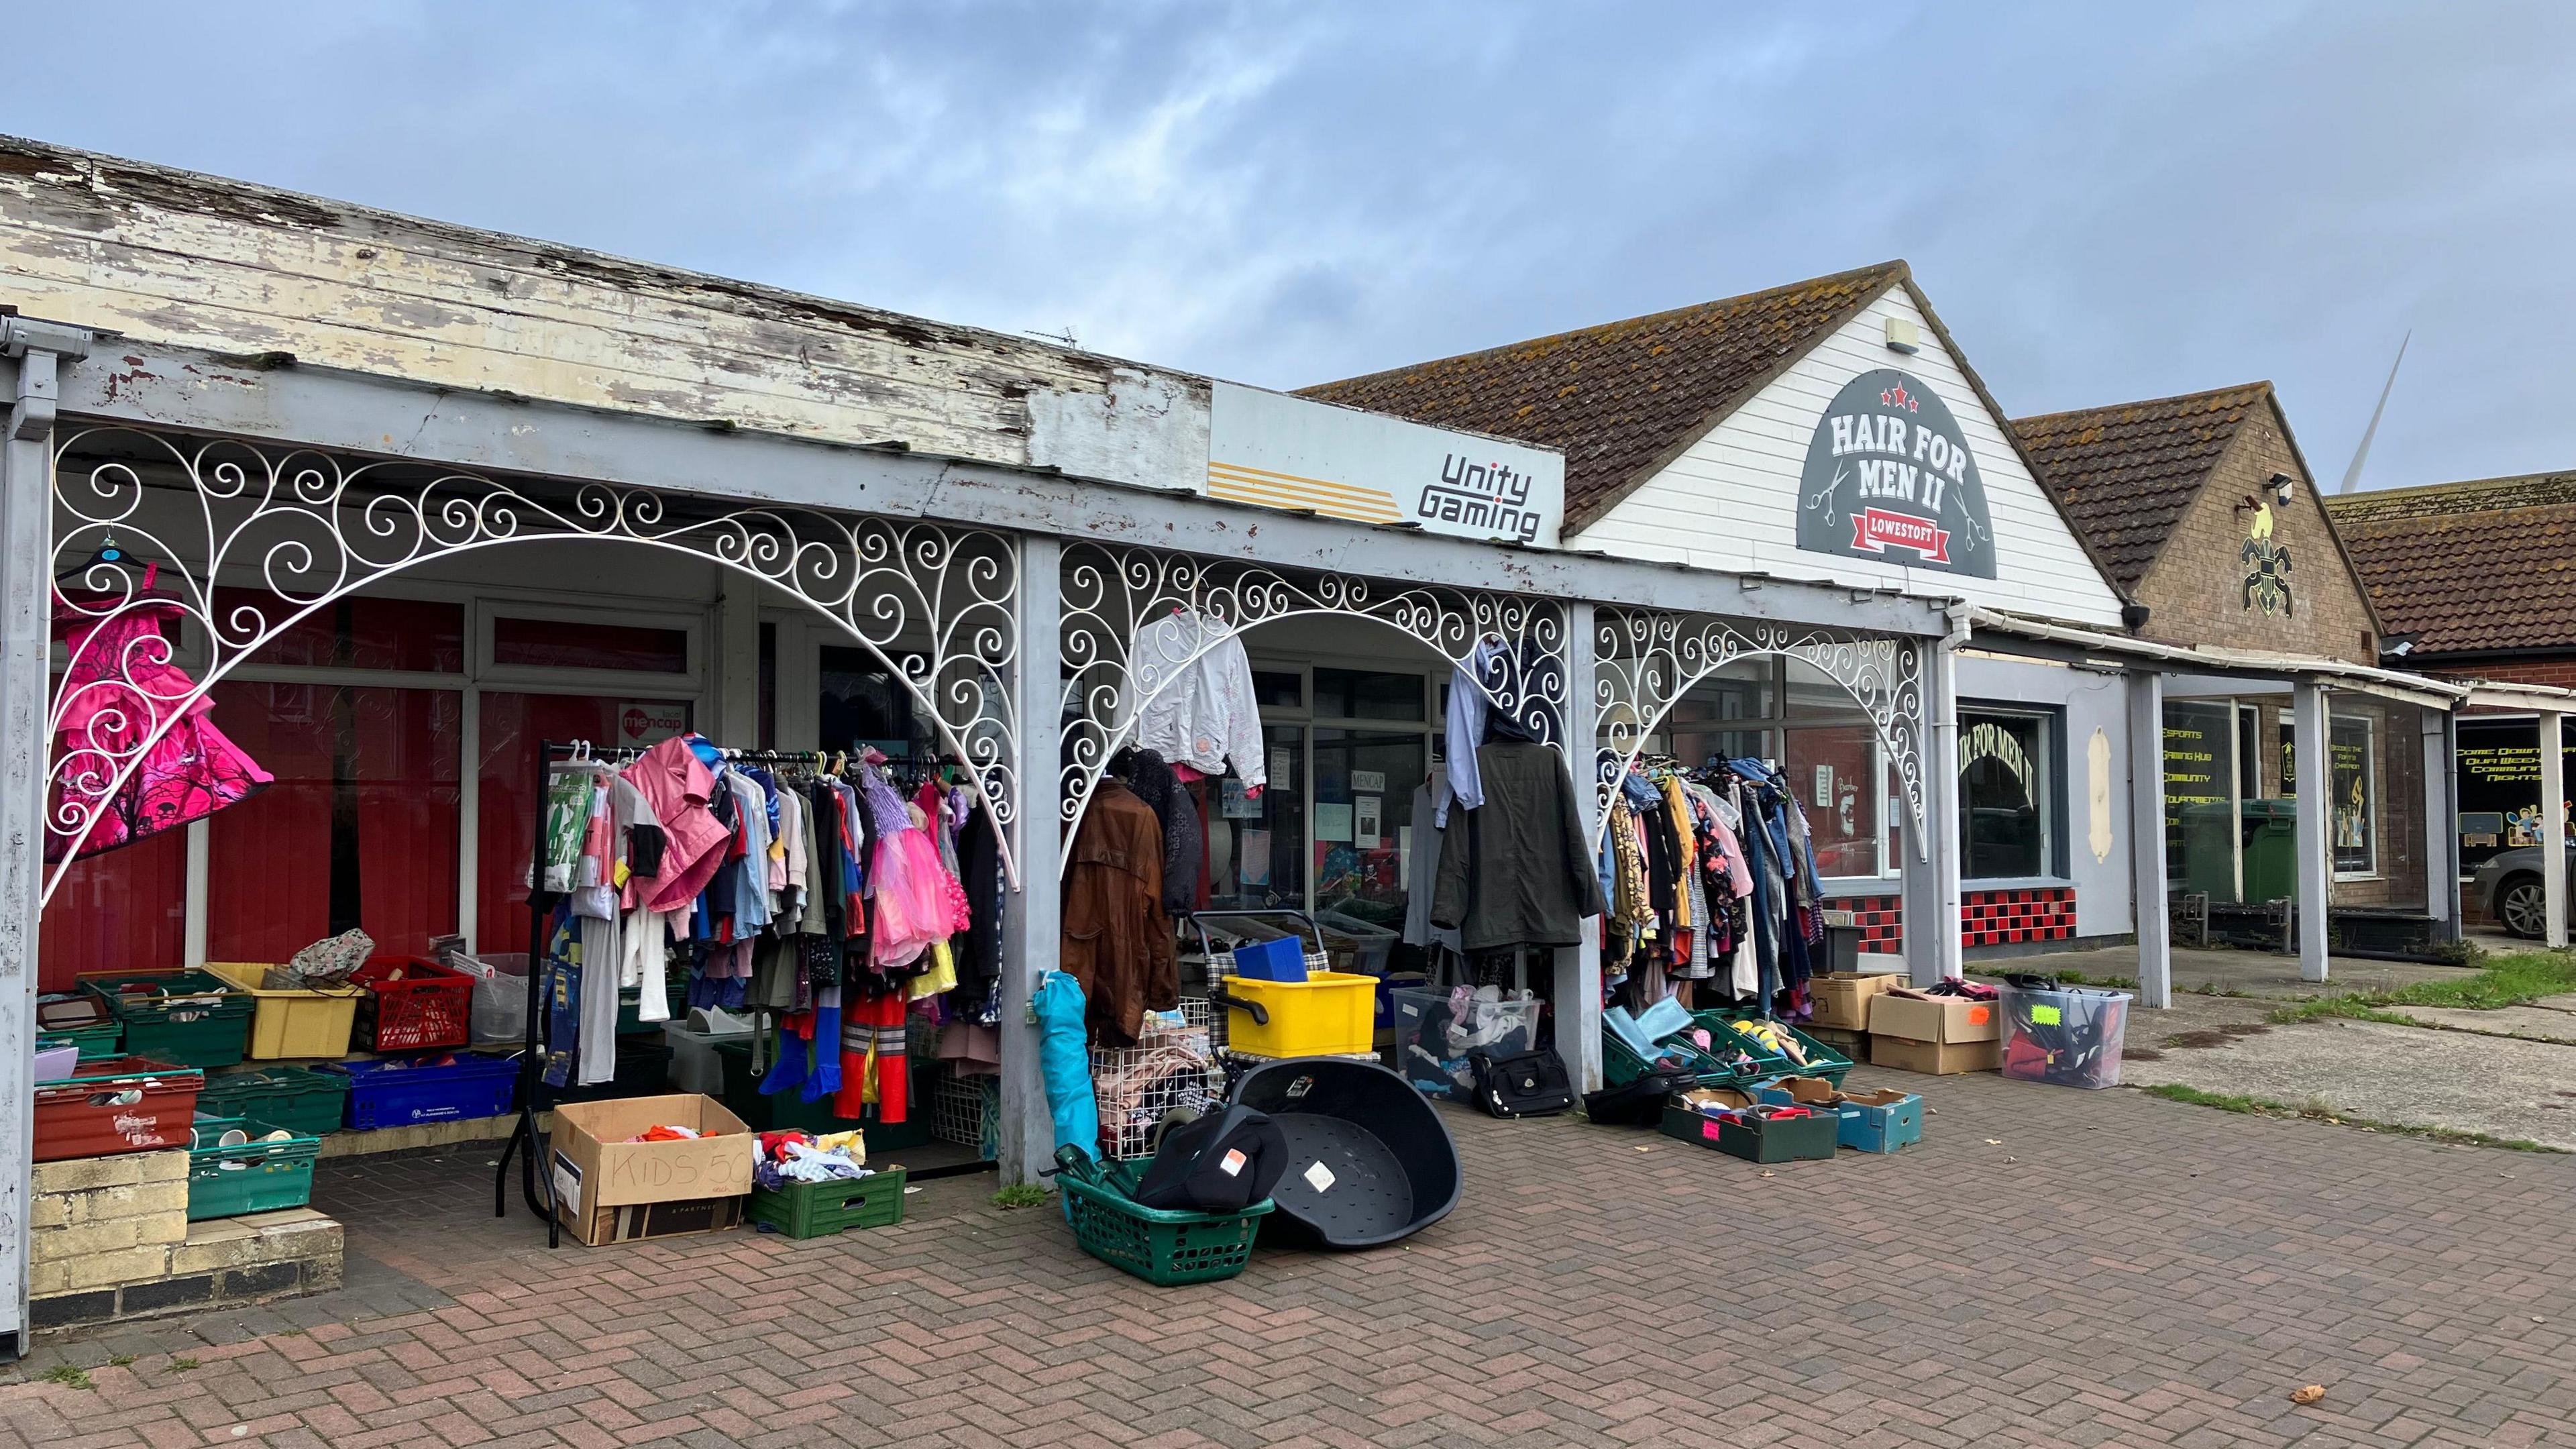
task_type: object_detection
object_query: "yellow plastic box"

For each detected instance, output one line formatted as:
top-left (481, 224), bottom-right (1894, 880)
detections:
top-left (1212, 971), bottom-right (1377, 1058)
top-left (201, 961), bottom-right (364, 1060)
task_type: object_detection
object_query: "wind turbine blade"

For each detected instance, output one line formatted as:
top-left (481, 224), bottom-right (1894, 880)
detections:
top-left (2337, 331), bottom-right (2410, 495)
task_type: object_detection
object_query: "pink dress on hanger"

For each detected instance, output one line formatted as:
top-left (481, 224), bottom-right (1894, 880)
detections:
top-left (48, 599), bottom-right (272, 863)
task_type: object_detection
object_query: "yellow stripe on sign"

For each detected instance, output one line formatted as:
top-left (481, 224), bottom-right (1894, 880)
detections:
top-left (1208, 474), bottom-right (1403, 523)
top-left (1205, 461), bottom-right (1403, 521)
top-left (1205, 460), bottom-right (1401, 506)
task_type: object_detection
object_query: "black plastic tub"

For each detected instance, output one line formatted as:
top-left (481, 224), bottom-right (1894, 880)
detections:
top-left (1228, 1057), bottom-right (1460, 1250)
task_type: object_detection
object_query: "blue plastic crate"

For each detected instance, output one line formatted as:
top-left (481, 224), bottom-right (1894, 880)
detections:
top-left (327, 1053), bottom-right (520, 1131)
top-left (1231, 936), bottom-right (1307, 982)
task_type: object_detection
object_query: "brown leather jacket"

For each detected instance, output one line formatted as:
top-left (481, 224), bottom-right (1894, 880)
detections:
top-left (1063, 780), bottom-right (1177, 1046)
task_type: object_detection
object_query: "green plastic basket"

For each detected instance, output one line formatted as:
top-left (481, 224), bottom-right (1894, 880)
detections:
top-left (1059, 1173), bottom-right (1271, 1286)
top-left (198, 1065), bottom-right (349, 1138)
top-left (81, 970), bottom-right (256, 1069)
top-left (746, 1166), bottom-right (908, 1239)
top-left (1601, 1016), bottom-right (1776, 1089)
top-left (1698, 1010), bottom-right (1854, 1084)
top-left (185, 1115), bottom-right (321, 1220)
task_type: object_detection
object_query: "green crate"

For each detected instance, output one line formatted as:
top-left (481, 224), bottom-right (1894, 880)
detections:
top-left (1602, 1017), bottom-right (1774, 1089)
top-left (82, 970), bottom-right (256, 1069)
top-left (711, 1040), bottom-right (935, 1148)
top-left (38, 1024), bottom-right (123, 1061)
top-left (1659, 1099), bottom-right (1839, 1163)
top-left (1699, 1010), bottom-right (1854, 1085)
top-left (745, 1165), bottom-right (908, 1239)
top-left (1059, 1173), bottom-right (1271, 1286)
top-left (198, 1065), bottom-right (348, 1138)
top-left (185, 1115), bottom-right (321, 1220)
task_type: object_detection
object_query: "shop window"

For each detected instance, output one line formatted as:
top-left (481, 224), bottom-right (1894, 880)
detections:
top-left (492, 615), bottom-right (689, 674)
top-left (818, 646), bottom-right (917, 757)
top-left (1311, 728), bottom-right (1425, 926)
top-left (1314, 667), bottom-right (1425, 722)
top-left (37, 831), bottom-right (186, 990)
top-left (1783, 724), bottom-right (1880, 877)
top-left (1208, 723), bottom-right (1305, 910)
top-left (1252, 670), bottom-right (1303, 710)
top-left (2280, 710), bottom-right (2383, 880)
top-left (214, 588), bottom-right (464, 673)
top-left (2163, 700), bottom-right (2235, 898)
top-left (1960, 710), bottom-right (2052, 879)
top-left (475, 691), bottom-right (690, 952)
top-left (204, 680), bottom-right (462, 963)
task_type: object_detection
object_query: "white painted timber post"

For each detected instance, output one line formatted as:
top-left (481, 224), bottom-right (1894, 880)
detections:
top-left (1903, 623), bottom-right (1966, 985)
top-left (2128, 671), bottom-right (2171, 1008)
top-left (1556, 601), bottom-right (1602, 1093)
top-left (1, 318), bottom-right (90, 1356)
top-left (2292, 681), bottom-right (2332, 981)
top-left (2424, 706), bottom-right (2457, 937)
top-left (715, 582), bottom-right (761, 745)
top-left (999, 534), bottom-right (1062, 1187)
top-left (2540, 710), bottom-right (2567, 951)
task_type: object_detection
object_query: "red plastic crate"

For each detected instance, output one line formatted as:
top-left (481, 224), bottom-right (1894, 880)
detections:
top-left (34, 1056), bottom-right (204, 1161)
top-left (352, 955), bottom-right (475, 1052)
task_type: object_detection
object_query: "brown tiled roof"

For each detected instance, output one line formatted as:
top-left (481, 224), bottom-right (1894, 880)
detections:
top-left (2325, 474), bottom-right (2576, 655)
top-left (1297, 261), bottom-right (1907, 531)
top-left (2008, 382), bottom-right (2273, 592)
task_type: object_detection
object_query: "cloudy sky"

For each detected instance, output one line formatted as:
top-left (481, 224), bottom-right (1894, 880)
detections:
top-left (4, 1), bottom-right (2570, 490)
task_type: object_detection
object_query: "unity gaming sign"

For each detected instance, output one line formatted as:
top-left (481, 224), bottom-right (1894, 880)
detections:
top-left (1796, 369), bottom-right (1996, 578)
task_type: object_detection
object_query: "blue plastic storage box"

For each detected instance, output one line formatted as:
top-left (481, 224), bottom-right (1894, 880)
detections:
top-left (329, 1053), bottom-right (520, 1131)
top-left (1231, 936), bottom-right (1307, 982)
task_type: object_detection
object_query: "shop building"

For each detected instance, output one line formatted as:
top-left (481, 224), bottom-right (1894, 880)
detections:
top-left (0, 140), bottom-right (1968, 1345)
top-left (1304, 276), bottom-right (2576, 1003)
top-left (2330, 472), bottom-right (2576, 932)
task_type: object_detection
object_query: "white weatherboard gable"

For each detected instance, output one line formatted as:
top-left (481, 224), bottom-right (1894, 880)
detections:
top-left (1570, 285), bottom-right (2127, 629)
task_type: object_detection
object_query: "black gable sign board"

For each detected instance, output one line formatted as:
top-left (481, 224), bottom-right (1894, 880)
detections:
top-left (1796, 370), bottom-right (1996, 578)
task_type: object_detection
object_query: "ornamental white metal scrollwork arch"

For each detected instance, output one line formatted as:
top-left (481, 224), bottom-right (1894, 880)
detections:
top-left (1057, 540), bottom-right (1566, 871)
top-left (41, 425), bottom-right (1024, 906)
top-left (1592, 606), bottom-right (1929, 859)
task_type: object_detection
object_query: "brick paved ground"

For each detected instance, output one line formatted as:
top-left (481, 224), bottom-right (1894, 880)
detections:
top-left (5, 1068), bottom-right (2573, 1448)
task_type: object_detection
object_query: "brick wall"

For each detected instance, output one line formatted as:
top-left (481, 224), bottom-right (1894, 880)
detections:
top-left (30, 1152), bottom-right (343, 1332)
top-left (2432, 656), bottom-right (2576, 691)
top-left (1829, 888), bottom-right (2082, 957)
top-left (2134, 405), bottom-right (2378, 663)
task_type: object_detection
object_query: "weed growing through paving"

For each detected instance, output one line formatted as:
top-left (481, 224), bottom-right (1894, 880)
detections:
top-left (991, 1183), bottom-right (1049, 1210)
top-left (170, 1358), bottom-right (200, 1372)
top-left (2053, 969), bottom-right (2142, 989)
top-left (2269, 950), bottom-right (2576, 1024)
top-left (107, 1355), bottom-right (134, 1367)
top-left (38, 1364), bottom-right (92, 1390)
top-left (2141, 1083), bottom-right (2567, 1153)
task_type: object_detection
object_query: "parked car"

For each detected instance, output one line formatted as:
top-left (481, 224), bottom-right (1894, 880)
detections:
top-left (2473, 845), bottom-right (2575, 938)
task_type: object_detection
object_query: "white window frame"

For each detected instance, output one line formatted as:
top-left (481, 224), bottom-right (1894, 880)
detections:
top-left (1248, 652), bottom-right (1438, 917)
top-left (2330, 708), bottom-right (2381, 881)
top-left (1955, 704), bottom-right (2060, 885)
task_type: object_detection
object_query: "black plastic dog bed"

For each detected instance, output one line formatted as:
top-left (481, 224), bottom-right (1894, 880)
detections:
top-left (1228, 1057), bottom-right (1460, 1250)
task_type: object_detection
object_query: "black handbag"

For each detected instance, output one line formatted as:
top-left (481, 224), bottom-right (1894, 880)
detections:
top-left (1582, 1067), bottom-right (1695, 1127)
top-left (1467, 1048), bottom-right (1575, 1119)
top-left (1130, 1104), bottom-right (1289, 1212)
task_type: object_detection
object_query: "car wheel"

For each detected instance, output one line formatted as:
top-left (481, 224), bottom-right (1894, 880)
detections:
top-left (2498, 875), bottom-right (2548, 939)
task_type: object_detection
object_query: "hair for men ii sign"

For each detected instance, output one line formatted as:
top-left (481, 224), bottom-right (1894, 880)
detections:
top-left (1796, 370), bottom-right (1996, 578)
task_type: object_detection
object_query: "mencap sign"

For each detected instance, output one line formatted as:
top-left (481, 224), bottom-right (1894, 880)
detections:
top-left (1204, 382), bottom-right (1564, 547)
top-left (1796, 370), bottom-right (1996, 578)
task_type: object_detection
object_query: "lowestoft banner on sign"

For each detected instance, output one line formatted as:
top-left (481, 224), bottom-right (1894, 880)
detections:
top-left (1796, 370), bottom-right (1995, 578)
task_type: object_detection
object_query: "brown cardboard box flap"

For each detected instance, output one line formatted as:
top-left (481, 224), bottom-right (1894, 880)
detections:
top-left (1869, 1035), bottom-right (2000, 1075)
top-left (1869, 993), bottom-right (2000, 1044)
top-left (1809, 972), bottom-right (1902, 1030)
top-left (551, 1093), bottom-right (753, 1211)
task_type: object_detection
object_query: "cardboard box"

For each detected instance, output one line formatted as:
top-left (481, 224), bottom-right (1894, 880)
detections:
top-left (1809, 971), bottom-right (1902, 1031)
top-left (1868, 993), bottom-right (2001, 1044)
top-left (548, 1094), bottom-right (753, 1246)
top-left (558, 1194), bottom-right (746, 1247)
top-left (1869, 1034), bottom-right (2000, 1075)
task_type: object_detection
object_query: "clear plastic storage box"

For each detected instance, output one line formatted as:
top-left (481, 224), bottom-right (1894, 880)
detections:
top-left (1996, 983), bottom-right (2131, 1089)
